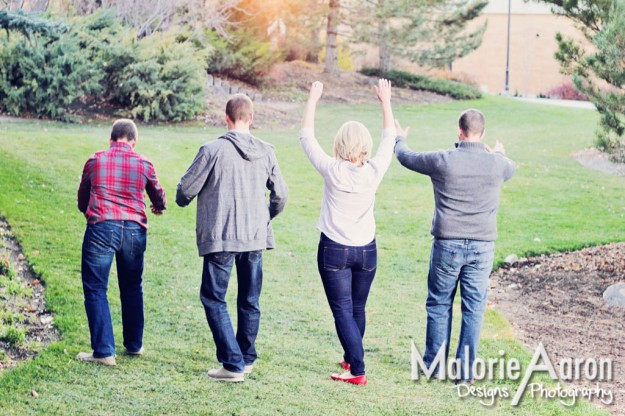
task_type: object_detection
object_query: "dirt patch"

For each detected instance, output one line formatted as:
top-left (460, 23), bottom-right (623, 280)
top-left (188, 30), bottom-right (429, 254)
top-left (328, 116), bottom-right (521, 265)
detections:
top-left (201, 61), bottom-right (454, 130)
top-left (573, 148), bottom-right (625, 176)
top-left (490, 243), bottom-right (625, 414)
top-left (0, 217), bottom-right (60, 370)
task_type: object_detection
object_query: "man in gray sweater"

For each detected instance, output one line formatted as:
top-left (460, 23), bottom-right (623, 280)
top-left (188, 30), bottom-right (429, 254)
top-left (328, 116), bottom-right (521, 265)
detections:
top-left (176, 94), bottom-right (288, 382)
top-left (394, 109), bottom-right (515, 383)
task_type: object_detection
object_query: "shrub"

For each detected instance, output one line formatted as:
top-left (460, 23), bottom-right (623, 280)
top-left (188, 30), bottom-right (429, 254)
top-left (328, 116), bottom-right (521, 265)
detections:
top-left (544, 81), bottom-right (589, 101)
top-left (102, 32), bottom-right (207, 122)
top-left (360, 67), bottom-right (482, 100)
top-left (0, 11), bottom-right (207, 122)
top-left (207, 29), bottom-right (282, 86)
top-left (0, 18), bottom-right (101, 121)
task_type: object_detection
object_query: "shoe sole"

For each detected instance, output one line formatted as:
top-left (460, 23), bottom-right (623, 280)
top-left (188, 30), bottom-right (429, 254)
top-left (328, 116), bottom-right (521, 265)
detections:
top-left (207, 375), bottom-right (244, 382)
top-left (330, 374), bottom-right (367, 385)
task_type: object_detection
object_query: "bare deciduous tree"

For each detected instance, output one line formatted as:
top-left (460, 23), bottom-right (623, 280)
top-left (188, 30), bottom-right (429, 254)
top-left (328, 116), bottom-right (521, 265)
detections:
top-left (1, 0), bottom-right (51, 12)
top-left (66, 0), bottom-right (241, 38)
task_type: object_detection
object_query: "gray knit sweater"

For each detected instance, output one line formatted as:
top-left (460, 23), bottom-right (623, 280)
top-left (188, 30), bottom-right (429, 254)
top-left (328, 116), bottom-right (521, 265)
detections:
top-left (176, 131), bottom-right (288, 256)
top-left (395, 138), bottom-right (515, 241)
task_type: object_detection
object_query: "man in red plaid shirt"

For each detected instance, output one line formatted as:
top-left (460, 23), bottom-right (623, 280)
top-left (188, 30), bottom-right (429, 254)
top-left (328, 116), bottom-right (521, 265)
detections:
top-left (76, 119), bottom-right (166, 366)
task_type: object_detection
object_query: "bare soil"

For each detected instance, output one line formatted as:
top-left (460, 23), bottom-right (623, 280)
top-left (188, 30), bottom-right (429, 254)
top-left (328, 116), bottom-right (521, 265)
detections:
top-left (490, 243), bottom-right (625, 414)
top-left (0, 217), bottom-right (60, 370)
top-left (573, 148), bottom-right (625, 177)
top-left (200, 61), bottom-right (454, 130)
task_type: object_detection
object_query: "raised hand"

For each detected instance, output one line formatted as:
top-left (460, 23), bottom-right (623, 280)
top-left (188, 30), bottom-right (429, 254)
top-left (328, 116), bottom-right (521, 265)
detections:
top-left (375, 78), bottom-right (392, 104)
top-left (303, 81), bottom-right (323, 129)
top-left (395, 119), bottom-right (410, 139)
top-left (308, 81), bottom-right (324, 103)
top-left (489, 140), bottom-right (506, 155)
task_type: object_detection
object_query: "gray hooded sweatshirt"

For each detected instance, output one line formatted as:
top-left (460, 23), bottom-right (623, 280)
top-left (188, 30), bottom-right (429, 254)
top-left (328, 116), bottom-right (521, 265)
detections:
top-left (176, 131), bottom-right (288, 256)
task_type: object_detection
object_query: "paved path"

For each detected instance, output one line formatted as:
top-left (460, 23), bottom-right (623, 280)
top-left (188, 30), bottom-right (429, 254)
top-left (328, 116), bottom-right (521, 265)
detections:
top-left (511, 97), bottom-right (596, 110)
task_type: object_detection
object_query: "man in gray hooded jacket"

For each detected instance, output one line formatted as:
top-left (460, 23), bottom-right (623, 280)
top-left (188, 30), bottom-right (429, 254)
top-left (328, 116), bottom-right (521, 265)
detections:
top-left (176, 94), bottom-right (288, 382)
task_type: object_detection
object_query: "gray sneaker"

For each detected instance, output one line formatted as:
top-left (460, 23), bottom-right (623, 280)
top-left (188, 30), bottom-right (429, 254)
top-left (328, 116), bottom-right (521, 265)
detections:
top-left (207, 366), bottom-right (244, 382)
top-left (244, 364), bottom-right (254, 375)
top-left (76, 352), bottom-right (117, 366)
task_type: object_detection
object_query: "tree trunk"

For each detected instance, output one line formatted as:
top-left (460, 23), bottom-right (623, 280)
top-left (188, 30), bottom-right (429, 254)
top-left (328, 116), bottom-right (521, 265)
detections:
top-left (377, 0), bottom-right (392, 73)
top-left (324, 0), bottom-right (340, 75)
top-left (379, 35), bottom-right (392, 73)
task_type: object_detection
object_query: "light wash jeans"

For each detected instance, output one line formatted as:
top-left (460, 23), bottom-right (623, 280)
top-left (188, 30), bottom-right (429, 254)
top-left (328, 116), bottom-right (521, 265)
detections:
top-left (423, 238), bottom-right (495, 381)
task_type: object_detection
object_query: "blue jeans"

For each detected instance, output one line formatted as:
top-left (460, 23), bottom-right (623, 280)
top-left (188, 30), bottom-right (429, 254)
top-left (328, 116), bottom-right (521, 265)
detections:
top-left (423, 238), bottom-right (494, 381)
top-left (317, 233), bottom-right (377, 376)
top-left (200, 251), bottom-right (263, 373)
top-left (81, 221), bottom-right (147, 358)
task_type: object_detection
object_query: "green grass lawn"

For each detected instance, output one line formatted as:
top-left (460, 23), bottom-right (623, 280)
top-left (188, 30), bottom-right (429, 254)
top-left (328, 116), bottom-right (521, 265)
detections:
top-left (0, 96), bottom-right (622, 415)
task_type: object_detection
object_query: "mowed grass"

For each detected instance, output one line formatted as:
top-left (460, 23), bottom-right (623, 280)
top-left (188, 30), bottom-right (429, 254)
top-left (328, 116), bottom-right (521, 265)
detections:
top-left (0, 96), bottom-right (623, 415)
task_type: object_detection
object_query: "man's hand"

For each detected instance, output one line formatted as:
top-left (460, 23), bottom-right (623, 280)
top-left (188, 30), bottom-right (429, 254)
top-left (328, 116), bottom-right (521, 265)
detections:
top-left (487, 140), bottom-right (506, 155)
top-left (375, 78), bottom-right (392, 104)
top-left (395, 119), bottom-right (410, 139)
top-left (308, 81), bottom-right (323, 103)
top-left (151, 205), bottom-right (163, 216)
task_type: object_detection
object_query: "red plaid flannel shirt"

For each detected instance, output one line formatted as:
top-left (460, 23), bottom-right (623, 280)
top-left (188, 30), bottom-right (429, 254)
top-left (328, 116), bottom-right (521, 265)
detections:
top-left (77, 141), bottom-right (167, 228)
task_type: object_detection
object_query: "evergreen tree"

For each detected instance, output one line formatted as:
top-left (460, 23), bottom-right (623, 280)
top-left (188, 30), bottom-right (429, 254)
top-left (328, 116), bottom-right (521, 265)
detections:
top-left (538, 0), bottom-right (625, 162)
top-left (351, 0), bottom-right (487, 73)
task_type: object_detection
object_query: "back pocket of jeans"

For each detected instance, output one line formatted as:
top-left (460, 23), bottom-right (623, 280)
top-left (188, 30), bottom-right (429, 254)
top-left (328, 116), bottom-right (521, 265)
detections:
top-left (247, 250), bottom-right (262, 264)
top-left (323, 247), bottom-right (348, 272)
top-left (88, 230), bottom-right (114, 254)
top-left (130, 231), bottom-right (147, 257)
top-left (362, 249), bottom-right (377, 272)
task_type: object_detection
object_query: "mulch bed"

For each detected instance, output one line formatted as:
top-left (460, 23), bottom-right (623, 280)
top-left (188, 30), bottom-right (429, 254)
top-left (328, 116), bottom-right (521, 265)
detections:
top-left (489, 243), bottom-right (625, 414)
top-left (0, 218), bottom-right (60, 370)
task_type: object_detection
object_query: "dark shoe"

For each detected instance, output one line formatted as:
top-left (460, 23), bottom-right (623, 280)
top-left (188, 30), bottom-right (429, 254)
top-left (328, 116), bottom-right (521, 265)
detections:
top-left (338, 360), bottom-right (350, 371)
top-left (455, 379), bottom-right (475, 386)
top-left (331, 372), bottom-right (367, 386)
top-left (126, 347), bottom-right (144, 356)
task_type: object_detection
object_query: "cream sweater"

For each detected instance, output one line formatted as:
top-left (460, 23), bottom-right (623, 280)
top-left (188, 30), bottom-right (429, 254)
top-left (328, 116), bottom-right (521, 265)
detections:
top-left (300, 127), bottom-right (396, 246)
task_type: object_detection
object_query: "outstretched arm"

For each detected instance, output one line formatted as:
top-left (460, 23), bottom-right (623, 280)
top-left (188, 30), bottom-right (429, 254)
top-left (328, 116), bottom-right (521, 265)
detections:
top-left (302, 81), bottom-right (323, 131)
top-left (486, 140), bottom-right (516, 181)
top-left (369, 79), bottom-right (397, 175)
top-left (300, 81), bottom-right (333, 173)
top-left (376, 78), bottom-right (393, 130)
top-left (394, 120), bottom-right (439, 175)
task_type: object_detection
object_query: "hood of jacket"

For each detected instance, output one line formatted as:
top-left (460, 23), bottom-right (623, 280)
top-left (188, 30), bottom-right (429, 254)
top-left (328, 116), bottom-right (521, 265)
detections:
top-left (220, 131), bottom-right (273, 161)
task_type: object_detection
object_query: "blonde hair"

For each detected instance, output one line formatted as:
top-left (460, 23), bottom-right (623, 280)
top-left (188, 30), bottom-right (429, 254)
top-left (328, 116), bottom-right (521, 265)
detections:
top-left (333, 121), bottom-right (373, 164)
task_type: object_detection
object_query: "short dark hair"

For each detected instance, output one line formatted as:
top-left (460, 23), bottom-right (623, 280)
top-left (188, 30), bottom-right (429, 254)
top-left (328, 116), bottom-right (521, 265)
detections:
top-left (111, 119), bottom-right (138, 142)
top-left (458, 109), bottom-right (485, 137)
top-left (225, 94), bottom-right (253, 123)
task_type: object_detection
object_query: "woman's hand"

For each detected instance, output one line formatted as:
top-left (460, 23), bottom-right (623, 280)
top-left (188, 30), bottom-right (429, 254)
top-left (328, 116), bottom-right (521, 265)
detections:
top-left (309, 81), bottom-right (324, 103)
top-left (375, 78), bottom-right (392, 104)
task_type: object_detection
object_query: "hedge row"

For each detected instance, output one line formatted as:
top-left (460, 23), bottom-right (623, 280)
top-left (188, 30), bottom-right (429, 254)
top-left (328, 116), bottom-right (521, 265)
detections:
top-left (360, 67), bottom-right (482, 100)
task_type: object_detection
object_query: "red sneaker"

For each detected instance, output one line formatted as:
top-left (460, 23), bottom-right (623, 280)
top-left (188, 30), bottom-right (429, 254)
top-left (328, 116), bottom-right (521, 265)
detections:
top-left (331, 372), bottom-right (367, 386)
top-left (338, 360), bottom-right (350, 371)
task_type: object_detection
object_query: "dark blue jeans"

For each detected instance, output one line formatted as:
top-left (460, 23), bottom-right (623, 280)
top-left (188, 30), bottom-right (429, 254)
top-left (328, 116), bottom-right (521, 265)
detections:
top-left (317, 233), bottom-right (377, 376)
top-left (423, 238), bottom-right (495, 381)
top-left (81, 221), bottom-right (147, 358)
top-left (201, 251), bottom-right (263, 373)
